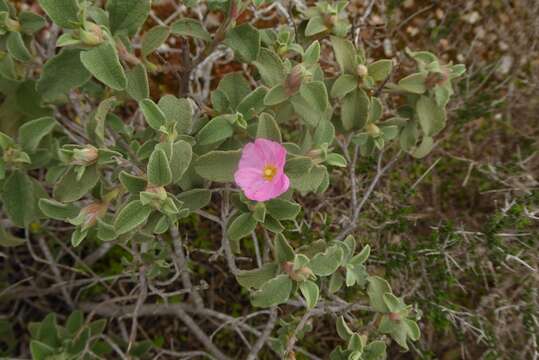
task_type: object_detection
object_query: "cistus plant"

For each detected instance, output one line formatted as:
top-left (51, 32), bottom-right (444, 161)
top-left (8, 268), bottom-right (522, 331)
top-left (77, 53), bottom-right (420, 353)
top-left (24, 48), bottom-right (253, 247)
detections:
top-left (0, 0), bottom-right (464, 359)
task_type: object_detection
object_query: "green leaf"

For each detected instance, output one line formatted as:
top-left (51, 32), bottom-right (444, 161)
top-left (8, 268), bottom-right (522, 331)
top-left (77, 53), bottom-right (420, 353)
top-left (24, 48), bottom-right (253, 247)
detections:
top-left (330, 36), bottom-right (358, 74)
top-left (66, 310), bottom-right (84, 336)
top-left (303, 40), bottom-right (320, 66)
top-left (217, 72), bottom-right (251, 110)
top-left (329, 271), bottom-right (344, 294)
top-left (305, 16), bottom-right (327, 36)
top-left (37, 48), bottom-right (91, 101)
top-left (80, 42), bottom-right (127, 90)
top-left (19, 11), bottom-right (47, 34)
top-left (196, 115), bottom-right (235, 146)
top-left (6, 32), bottom-right (32, 62)
top-left (256, 112), bottom-right (281, 142)
top-left (265, 199), bottom-right (300, 220)
top-left (263, 216), bottom-right (284, 233)
top-left (275, 233), bottom-right (294, 263)
top-left (30, 340), bottom-right (55, 360)
top-left (37, 313), bottom-right (59, 347)
top-left (147, 149), bottom-right (172, 186)
top-left (398, 72), bottom-right (427, 94)
top-left (169, 140), bottom-right (192, 182)
top-left (253, 48), bottom-right (286, 87)
top-left (336, 316), bottom-right (354, 341)
top-left (38, 198), bottom-right (79, 220)
top-left (175, 188), bottom-right (211, 211)
top-left (264, 84), bottom-right (288, 106)
top-left (253, 202), bottom-right (266, 223)
top-left (228, 213), bottom-right (256, 242)
top-left (71, 227), bottom-right (87, 247)
top-left (409, 136), bottom-right (434, 159)
top-left (399, 121), bottom-right (418, 151)
top-left (97, 218), bottom-right (117, 241)
top-left (142, 25), bottom-right (170, 56)
top-left (331, 74), bottom-right (358, 98)
top-left (119, 171), bottom-right (147, 193)
top-left (158, 95), bottom-right (192, 133)
top-left (367, 276), bottom-right (392, 313)
top-left (348, 334), bottom-right (364, 352)
top-left (299, 280), bottom-right (319, 308)
top-left (368, 59), bottom-right (393, 82)
top-left (94, 97), bottom-right (118, 144)
top-left (363, 341), bottom-right (387, 360)
top-left (350, 245), bottom-right (370, 265)
top-left (236, 263), bottom-right (279, 289)
top-left (126, 64), bottom-right (149, 101)
top-left (416, 95), bottom-right (446, 136)
top-left (225, 23), bottom-right (260, 62)
top-left (194, 150), bottom-right (241, 182)
top-left (2, 171), bottom-right (36, 227)
top-left (378, 316), bottom-right (409, 350)
top-left (381, 125), bottom-right (399, 141)
top-left (38, 0), bottom-right (79, 28)
top-left (326, 153), bottom-right (347, 167)
top-left (114, 200), bottom-right (152, 235)
top-left (251, 274), bottom-right (293, 307)
top-left (53, 165), bottom-right (100, 202)
top-left (290, 164), bottom-right (326, 193)
top-left (308, 245), bottom-right (343, 276)
top-left (139, 98), bottom-right (166, 130)
top-left (18, 116), bottom-right (56, 152)
top-left (368, 97), bottom-right (383, 123)
top-left (0, 226), bottom-right (26, 247)
top-left (383, 292), bottom-right (406, 313)
top-left (171, 18), bottom-right (211, 42)
top-left (285, 156), bottom-right (313, 178)
top-left (0, 55), bottom-right (16, 80)
top-left (237, 87), bottom-right (267, 120)
top-left (107, 0), bottom-right (150, 35)
top-left (404, 319), bottom-right (421, 341)
top-left (299, 81), bottom-right (329, 113)
top-left (341, 88), bottom-right (369, 131)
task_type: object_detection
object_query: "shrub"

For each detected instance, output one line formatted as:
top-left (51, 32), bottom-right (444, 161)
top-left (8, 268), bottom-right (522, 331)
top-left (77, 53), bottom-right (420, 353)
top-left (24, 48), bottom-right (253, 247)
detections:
top-left (0, 0), bottom-right (464, 358)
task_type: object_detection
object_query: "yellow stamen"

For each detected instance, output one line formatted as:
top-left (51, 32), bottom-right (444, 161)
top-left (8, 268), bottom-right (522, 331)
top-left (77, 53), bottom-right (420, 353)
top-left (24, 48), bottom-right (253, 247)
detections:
top-left (262, 164), bottom-right (277, 181)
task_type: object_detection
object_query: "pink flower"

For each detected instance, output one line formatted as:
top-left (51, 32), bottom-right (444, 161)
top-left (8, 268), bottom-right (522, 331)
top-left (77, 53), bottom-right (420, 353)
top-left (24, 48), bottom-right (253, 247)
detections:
top-left (234, 138), bottom-right (290, 202)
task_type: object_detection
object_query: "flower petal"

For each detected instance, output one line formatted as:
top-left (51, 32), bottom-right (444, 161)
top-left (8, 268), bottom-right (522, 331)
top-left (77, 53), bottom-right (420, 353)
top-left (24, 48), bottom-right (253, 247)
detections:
top-left (254, 138), bottom-right (287, 168)
top-left (238, 142), bottom-right (265, 170)
top-left (234, 167), bottom-right (262, 189)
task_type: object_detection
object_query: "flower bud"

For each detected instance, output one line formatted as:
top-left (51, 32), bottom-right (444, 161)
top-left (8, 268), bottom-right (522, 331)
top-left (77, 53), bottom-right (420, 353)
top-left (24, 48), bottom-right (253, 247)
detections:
top-left (292, 266), bottom-right (314, 282)
top-left (72, 145), bottom-right (98, 165)
top-left (5, 18), bottom-right (21, 32)
top-left (77, 202), bottom-right (107, 230)
top-left (425, 71), bottom-right (448, 88)
top-left (323, 14), bottom-right (337, 28)
top-left (366, 123), bottom-right (381, 137)
top-left (145, 185), bottom-right (168, 201)
top-left (356, 64), bottom-right (369, 77)
top-left (388, 312), bottom-right (401, 321)
top-left (285, 64), bottom-right (304, 96)
top-left (80, 23), bottom-right (104, 46)
top-left (229, 0), bottom-right (239, 19)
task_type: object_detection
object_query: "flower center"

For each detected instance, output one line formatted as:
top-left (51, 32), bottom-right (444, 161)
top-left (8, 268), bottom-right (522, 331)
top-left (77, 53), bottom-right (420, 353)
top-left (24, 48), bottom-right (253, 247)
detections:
top-left (262, 164), bottom-right (277, 181)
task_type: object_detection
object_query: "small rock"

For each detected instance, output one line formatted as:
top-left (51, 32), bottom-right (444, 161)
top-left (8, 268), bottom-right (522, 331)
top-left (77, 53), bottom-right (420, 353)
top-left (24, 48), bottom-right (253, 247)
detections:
top-left (403, 0), bottom-right (415, 9)
top-left (383, 38), bottom-right (393, 57)
top-left (498, 41), bottom-right (509, 51)
top-left (463, 11), bottom-right (481, 24)
top-left (498, 55), bottom-right (513, 75)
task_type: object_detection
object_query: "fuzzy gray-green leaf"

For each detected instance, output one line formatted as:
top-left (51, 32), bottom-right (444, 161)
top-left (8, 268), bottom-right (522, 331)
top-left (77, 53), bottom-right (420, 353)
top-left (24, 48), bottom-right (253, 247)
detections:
top-left (80, 42), bottom-right (127, 90)
top-left (251, 274), bottom-right (292, 307)
top-left (114, 200), bottom-right (152, 235)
